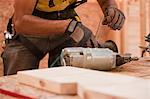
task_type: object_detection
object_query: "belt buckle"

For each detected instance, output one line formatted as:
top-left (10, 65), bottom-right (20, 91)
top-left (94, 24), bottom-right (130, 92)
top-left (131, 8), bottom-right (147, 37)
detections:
top-left (57, 11), bottom-right (61, 19)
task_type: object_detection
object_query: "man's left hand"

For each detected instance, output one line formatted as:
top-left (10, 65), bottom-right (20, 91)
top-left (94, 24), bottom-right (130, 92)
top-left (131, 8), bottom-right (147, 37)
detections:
top-left (102, 7), bottom-right (125, 30)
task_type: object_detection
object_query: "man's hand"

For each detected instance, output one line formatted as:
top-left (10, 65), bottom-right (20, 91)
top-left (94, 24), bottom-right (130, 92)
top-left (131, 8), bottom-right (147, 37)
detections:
top-left (65, 20), bottom-right (84, 43)
top-left (102, 7), bottom-right (125, 30)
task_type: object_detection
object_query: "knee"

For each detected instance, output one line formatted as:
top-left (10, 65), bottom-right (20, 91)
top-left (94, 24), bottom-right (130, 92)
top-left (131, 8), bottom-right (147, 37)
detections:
top-left (1, 49), bottom-right (21, 75)
top-left (2, 46), bottom-right (39, 75)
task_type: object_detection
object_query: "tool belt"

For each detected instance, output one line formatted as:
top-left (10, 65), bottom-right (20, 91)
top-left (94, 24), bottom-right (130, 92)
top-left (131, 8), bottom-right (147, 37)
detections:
top-left (68, 0), bottom-right (87, 9)
top-left (17, 22), bottom-right (92, 60)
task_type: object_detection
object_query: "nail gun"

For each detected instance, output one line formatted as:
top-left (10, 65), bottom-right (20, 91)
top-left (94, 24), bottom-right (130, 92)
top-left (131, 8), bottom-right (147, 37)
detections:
top-left (61, 47), bottom-right (138, 71)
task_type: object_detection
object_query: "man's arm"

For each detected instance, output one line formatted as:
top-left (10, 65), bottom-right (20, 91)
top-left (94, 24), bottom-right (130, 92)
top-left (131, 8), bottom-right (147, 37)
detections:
top-left (14, 0), bottom-right (71, 36)
top-left (97, 0), bottom-right (125, 30)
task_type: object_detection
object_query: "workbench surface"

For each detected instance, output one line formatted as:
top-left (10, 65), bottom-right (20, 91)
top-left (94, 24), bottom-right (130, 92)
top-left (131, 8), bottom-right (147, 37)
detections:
top-left (112, 58), bottom-right (150, 79)
top-left (0, 58), bottom-right (150, 99)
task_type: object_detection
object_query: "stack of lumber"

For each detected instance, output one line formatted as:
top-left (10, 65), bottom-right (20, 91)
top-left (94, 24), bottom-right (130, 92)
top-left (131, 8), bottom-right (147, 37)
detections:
top-left (0, 75), bottom-right (80, 99)
top-left (17, 66), bottom-right (150, 99)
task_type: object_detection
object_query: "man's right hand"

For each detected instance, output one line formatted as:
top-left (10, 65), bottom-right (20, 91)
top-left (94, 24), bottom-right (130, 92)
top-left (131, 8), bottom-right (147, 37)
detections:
top-left (70, 23), bottom-right (84, 43)
top-left (65, 20), bottom-right (84, 43)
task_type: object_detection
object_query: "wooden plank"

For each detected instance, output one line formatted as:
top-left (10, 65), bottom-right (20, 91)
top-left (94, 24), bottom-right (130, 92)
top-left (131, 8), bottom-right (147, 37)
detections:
top-left (17, 67), bottom-right (79, 95)
top-left (83, 80), bottom-right (150, 99)
top-left (0, 76), bottom-right (55, 98)
top-left (0, 75), bottom-right (80, 99)
top-left (75, 69), bottom-right (150, 99)
top-left (84, 90), bottom-right (123, 99)
top-left (17, 66), bottom-right (150, 99)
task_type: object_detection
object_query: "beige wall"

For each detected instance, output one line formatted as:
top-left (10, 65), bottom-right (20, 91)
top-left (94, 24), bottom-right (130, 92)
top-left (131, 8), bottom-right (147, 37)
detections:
top-left (87, 0), bottom-right (150, 57)
top-left (0, 0), bottom-right (14, 76)
top-left (76, 0), bottom-right (102, 35)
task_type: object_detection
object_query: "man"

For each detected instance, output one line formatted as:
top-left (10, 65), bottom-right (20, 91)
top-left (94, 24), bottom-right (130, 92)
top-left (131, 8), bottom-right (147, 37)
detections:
top-left (2, 0), bottom-right (125, 75)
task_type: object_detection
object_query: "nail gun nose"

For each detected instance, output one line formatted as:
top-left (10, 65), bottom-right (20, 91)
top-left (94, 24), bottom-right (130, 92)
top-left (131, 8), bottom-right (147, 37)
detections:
top-left (116, 54), bottom-right (139, 66)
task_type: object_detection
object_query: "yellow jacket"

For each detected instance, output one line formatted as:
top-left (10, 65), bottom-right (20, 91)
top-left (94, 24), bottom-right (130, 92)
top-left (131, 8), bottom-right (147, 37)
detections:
top-left (36, 0), bottom-right (77, 12)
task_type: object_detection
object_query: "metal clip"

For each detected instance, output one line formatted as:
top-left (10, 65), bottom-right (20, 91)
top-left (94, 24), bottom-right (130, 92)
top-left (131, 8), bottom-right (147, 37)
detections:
top-left (4, 31), bottom-right (14, 40)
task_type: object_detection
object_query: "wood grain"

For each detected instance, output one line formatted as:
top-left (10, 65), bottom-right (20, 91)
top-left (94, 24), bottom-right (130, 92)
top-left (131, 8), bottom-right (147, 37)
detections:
top-left (17, 67), bottom-right (78, 95)
top-left (17, 66), bottom-right (150, 99)
top-left (112, 58), bottom-right (150, 79)
top-left (0, 75), bottom-right (80, 99)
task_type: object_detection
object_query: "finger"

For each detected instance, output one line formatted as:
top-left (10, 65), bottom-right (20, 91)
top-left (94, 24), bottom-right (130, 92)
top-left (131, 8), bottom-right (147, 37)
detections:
top-left (102, 17), bottom-right (108, 25)
top-left (106, 9), bottom-right (119, 30)
top-left (102, 9), bottom-right (109, 25)
top-left (108, 10), bottom-right (123, 30)
top-left (102, 16), bottom-right (111, 25)
top-left (116, 10), bottom-right (126, 30)
top-left (113, 14), bottom-right (122, 30)
top-left (104, 8), bottom-right (109, 17)
top-left (115, 13), bottom-right (122, 27)
top-left (109, 9), bottom-right (120, 26)
top-left (108, 12), bottom-right (125, 30)
top-left (117, 16), bottom-right (125, 30)
top-left (107, 8), bottom-right (116, 20)
top-left (104, 8), bottom-right (115, 24)
top-left (107, 23), bottom-right (116, 30)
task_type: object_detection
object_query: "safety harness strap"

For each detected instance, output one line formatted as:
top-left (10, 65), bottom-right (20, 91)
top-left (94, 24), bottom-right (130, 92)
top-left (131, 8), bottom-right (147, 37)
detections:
top-left (33, 8), bottom-right (79, 20)
top-left (69, 0), bottom-right (87, 8)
